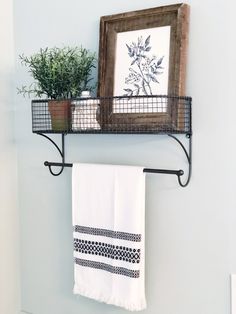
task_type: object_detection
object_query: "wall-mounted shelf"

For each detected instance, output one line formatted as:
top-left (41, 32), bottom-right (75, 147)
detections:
top-left (31, 95), bottom-right (192, 187)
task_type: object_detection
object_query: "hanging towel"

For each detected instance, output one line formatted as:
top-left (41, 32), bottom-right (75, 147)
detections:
top-left (72, 163), bottom-right (146, 311)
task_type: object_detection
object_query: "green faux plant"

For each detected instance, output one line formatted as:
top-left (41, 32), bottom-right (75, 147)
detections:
top-left (18, 46), bottom-right (97, 99)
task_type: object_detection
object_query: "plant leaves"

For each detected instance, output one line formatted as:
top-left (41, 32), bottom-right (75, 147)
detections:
top-left (133, 84), bottom-right (140, 96)
top-left (126, 44), bottom-right (131, 52)
top-left (18, 46), bottom-right (97, 98)
top-left (148, 74), bottom-right (159, 83)
top-left (145, 35), bottom-right (151, 47)
top-left (156, 56), bottom-right (164, 66)
top-left (151, 65), bottom-right (163, 75)
top-left (123, 88), bottom-right (133, 93)
top-left (142, 80), bottom-right (148, 95)
top-left (126, 44), bottom-right (135, 56)
top-left (131, 58), bottom-right (138, 66)
top-left (123, 88), bottom-right (133, 96)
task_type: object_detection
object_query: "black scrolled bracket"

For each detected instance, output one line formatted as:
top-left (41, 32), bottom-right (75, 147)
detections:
top-left (167, 133), bottom-right (192, 187)
top-left (37, 133), bottom-right (66, 176)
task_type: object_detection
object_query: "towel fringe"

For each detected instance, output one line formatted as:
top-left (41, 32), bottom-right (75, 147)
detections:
top-left (74, 285), bottom-right (147, 311)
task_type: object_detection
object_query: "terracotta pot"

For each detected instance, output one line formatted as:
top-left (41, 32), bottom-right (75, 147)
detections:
top-left (48, 100), bottom-right (71, 131)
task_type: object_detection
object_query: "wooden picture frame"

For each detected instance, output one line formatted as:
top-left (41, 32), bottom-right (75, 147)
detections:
top-left (98, 3), bottom-right (190, 132)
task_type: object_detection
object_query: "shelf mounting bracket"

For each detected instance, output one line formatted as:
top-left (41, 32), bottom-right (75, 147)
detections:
top-left (167, 133), bottom-right (192, 187)
top-left (37, 133), bottom-right (66, 176)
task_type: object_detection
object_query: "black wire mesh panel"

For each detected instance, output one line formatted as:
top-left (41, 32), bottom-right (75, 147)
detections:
top-left (31, 95), bottom-right (192, 134)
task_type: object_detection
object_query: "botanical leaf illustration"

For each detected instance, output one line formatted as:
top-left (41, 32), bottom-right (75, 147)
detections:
top-left (131, 58), bottom-right (138, 66)
top-left (123, 35), bottom-right (164, 96)
top-left (123, 88), bottom-right (134, 96)
top-left (156, 56), bottom-right (164, 66)
top-left (124, 88), bottom-right (133, 93)
top-left (145, 35), bottom-right (150, 47)
top-left (147, 73), bottom-right (159, 83)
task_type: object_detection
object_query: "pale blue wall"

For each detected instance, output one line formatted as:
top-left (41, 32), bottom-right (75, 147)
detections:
top-left (0, 0), bottom-right (20, 313)
top-left (14, 0), bottom-right (236, 313)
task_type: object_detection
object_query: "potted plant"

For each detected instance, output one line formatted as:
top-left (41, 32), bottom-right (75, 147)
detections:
top-left (18, 46), bottom-right (96, 131)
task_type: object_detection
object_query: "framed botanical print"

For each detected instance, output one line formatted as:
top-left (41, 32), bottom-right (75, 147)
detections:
top-left (98, 3), bottom-right (190, 132)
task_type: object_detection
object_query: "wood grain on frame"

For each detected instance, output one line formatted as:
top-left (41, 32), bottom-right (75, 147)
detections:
top-left (98, 3), bottom-right (190, 131)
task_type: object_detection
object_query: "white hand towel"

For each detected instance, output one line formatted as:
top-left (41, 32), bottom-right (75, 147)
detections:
top-left (72, 163), bottom-right (146, 311)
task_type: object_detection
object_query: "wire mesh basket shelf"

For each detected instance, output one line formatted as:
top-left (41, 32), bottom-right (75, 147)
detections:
top-left (31, 95), bottom-right (192, 134)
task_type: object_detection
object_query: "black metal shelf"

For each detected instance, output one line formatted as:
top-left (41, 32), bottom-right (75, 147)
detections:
top-left (32, 95), bottom-right (191, 135)
top-left (32, 95), bottom-right (192, 187)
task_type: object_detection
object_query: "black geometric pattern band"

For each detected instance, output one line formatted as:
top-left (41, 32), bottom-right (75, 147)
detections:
top-left (74, 238), bottom-right (141, 264)
top-left (74, 225), bottom-right (141, 242)
top-left (75, 258), bottom-right (140, 278)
